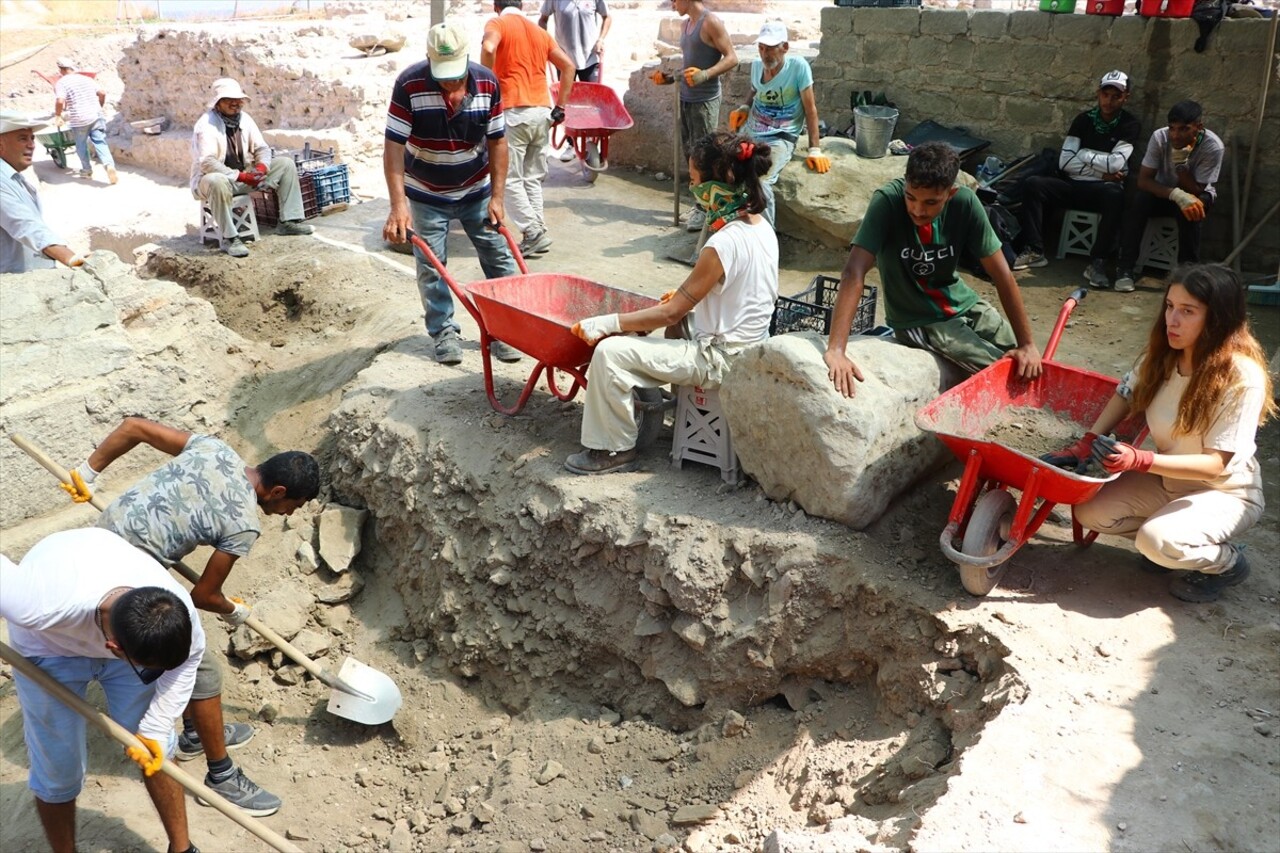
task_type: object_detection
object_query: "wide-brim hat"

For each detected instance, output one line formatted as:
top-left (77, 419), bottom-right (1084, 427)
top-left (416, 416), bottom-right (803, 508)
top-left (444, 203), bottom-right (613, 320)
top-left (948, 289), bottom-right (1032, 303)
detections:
top-left (208, 77), bottom-right (250, 110)
top-left (0, 110), bottom-right (50, 134)
top-left (427, 21), bottom-right (470, 81)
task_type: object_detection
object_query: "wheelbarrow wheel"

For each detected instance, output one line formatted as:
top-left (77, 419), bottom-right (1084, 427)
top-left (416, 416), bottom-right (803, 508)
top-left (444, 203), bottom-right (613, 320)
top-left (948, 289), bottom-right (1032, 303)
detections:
top-left (959, 489), bottom-right (1016, 596)
top-left (633, 387), bottom-right (666, 449)
top-left (49, 145), bottom-right (66, 169)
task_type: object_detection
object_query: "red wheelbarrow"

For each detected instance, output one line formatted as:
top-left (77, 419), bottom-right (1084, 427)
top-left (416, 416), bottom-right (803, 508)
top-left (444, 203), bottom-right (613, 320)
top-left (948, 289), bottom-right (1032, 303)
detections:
top-left (407, 227), bottom-right (658, 416)
top-left (915, 288), bottom-right (1147, 596)
top-left (549, 80), bottom-right (633, 184)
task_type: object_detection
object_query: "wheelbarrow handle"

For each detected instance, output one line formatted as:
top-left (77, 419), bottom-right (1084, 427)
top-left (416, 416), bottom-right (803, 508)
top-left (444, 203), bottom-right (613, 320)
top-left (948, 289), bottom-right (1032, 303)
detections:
top-left (1043, 287), bottom-right (1088, 362)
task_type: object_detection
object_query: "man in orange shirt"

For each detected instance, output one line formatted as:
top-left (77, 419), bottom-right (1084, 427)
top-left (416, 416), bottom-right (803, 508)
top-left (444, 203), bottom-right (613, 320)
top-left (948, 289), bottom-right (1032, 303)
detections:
top-left (482, 0), bottom-right (575, 258)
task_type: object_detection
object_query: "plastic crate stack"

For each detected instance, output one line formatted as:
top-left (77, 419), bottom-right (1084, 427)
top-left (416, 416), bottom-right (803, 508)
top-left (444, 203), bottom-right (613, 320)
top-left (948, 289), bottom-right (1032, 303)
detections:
top-left (310, 164), bottom-right (351, 211)
top-left (770, 274), bottom-right (887, 337)
top-left (251, 145), bottom-right (336, 226)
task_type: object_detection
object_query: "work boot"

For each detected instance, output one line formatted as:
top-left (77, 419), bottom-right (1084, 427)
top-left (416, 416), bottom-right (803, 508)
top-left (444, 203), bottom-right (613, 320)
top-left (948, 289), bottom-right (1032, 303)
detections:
top-left (1170, 553), bottom-right (1251, 603)
top-left (1083, 258), bottom-right (1110, 289)
top-left (176, 722), bottom-right (255, 761)
top-left (519, 229), bottom-right (552, 257)
top-left (433, 328), bottom-right (463, 365)
top-left (489, 340), bottom-right (522, 363)
top-left (1012, 248), bottom-right (1048, 270)
top-left (197, 766), bottom-right (282, 817)
top-left (225, 238), bottom-right (250, 258)
top-left (276, 220), bottom-right (314, 236)
top-left (684, 208), bottom-right (706, 233)
top-left (1113, 270), bottom-right (1136, 293)
top-left (564, 447), bottom-right (638, 475)
top-left (107, 166), bottom-right (118, 185)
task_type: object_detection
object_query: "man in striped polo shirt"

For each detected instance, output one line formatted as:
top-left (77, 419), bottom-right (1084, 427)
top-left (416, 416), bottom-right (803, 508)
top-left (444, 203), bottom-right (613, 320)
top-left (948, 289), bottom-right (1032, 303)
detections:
top-left (382, 21), bottom-right (523, 366)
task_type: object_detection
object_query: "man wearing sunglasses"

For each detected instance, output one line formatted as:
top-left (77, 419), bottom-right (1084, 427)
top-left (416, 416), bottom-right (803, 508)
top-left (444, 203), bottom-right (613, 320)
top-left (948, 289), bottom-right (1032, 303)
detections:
top-left (1, 527), bottom-right (204, 853)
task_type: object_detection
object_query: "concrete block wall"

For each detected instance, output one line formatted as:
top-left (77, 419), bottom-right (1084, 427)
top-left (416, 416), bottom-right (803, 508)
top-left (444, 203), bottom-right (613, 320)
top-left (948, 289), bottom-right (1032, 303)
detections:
top-left (812, 8), bottom-right (1279, 268)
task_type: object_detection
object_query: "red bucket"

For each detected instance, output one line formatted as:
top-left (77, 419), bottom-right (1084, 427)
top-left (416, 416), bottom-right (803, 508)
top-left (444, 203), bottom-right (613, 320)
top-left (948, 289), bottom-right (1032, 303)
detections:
top-left (1138, 0), bottom-right (1193, 17)
top-left (1085, 0), bottom-right (1125, 15)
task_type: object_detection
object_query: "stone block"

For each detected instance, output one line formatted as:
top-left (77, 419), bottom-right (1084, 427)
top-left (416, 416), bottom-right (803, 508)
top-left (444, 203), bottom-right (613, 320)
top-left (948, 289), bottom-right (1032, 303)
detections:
top-left (1003, 96), bottom-right (1057, 128)
top-left (774, 139), bottom-right (907, 248)
top-left (921, 9), bottom-right (970, 36)
top-left (1047, 44), bottom-right (1099, 82)
top-left (1008, 10), bottom-right (1052, 40)
top-left (1051, 13), bottom-right (1108, 44)
top-left (318, 503), bottom-right (368, 572)
top-left (907, 36), bottom-right (952, 68)
top-left (968, 9), bottom-right (1008, 38)
top-left (231, 585), bottom-right (313, 658)
top-left (821, 6), bottom-right (854, 36)
top-left (720, 333), bottom-right (957, 530)
top-left (1108, 14), bottom-right (1149, 46)
top-left (863, 36), bottom-right (910, 67)
top-left (851, 8), bottom-right (921, 37)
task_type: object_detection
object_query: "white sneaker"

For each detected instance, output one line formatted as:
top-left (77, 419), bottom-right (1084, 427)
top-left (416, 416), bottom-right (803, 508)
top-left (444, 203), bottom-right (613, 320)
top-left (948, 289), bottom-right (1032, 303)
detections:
top-left (684, 209), bottom-right (706, 232)
top-left (1113, 271), bottom-right (1136, 293)
top-left (558, 145), bottom-right (577, 163)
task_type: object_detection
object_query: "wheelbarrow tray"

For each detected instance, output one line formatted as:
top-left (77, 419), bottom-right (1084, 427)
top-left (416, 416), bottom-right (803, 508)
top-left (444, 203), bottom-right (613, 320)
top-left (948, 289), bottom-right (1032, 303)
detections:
top-left (468, 273), bottom-right (657, 370)
top-left (915, 357), bottom-right (1121, 507)
top-left (36, 129), bottom-right (73, 148)
top-left (549, 81), bottom-right (634, 135)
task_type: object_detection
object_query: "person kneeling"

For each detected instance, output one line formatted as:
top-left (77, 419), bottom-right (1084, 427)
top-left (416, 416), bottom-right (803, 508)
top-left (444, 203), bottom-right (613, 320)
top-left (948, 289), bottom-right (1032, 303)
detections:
top-left (566, 132), bottom-right (778, 474)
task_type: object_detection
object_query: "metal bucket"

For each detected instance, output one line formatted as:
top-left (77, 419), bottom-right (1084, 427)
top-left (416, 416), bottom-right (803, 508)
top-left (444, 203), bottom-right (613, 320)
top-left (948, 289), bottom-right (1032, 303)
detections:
top-left (853, 105), bottom-right (899, 159)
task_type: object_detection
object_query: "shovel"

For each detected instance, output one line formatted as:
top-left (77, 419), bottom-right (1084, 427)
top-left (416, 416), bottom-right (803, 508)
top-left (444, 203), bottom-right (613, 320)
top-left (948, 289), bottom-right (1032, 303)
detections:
top-left (9, 433), bottom-right (402, 726)
top-left (0, 639), bottom-right (302, 853)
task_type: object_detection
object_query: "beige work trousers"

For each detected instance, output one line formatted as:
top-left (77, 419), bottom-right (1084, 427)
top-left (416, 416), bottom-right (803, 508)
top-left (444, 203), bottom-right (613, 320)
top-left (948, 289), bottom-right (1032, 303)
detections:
top-left (1074, 467), bottom-right (1264, 573)
top-left (196, 155), bottom-right (305, 236)
top-left (581, 335), bottom-right (745, 452)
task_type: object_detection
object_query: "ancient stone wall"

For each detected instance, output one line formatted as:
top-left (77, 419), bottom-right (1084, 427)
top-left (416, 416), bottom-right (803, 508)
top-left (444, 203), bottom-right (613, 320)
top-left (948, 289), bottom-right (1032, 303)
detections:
top-left (812, 9), bottom-right (1279, 267)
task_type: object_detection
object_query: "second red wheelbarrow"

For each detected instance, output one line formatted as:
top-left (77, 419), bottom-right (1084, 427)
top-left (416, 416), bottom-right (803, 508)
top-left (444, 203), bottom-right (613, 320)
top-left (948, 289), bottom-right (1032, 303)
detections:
top-left (549, 80), bottom-right (633, 184)
top-left (407, 227), bottom-right (657, 416)
top-left (915, 288), bottom-right (1147, 596)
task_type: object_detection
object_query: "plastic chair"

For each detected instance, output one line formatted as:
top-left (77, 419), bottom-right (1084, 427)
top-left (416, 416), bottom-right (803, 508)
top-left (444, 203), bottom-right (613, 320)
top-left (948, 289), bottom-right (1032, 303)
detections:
top-left (1056, 209), bottom-right (1101, 259)
top-left (671, 385), bottom-right (739, 485)
top-left (1136, 217), bottom-right (1179, 273)
top-left (200, 195), bottom-right (260, 248)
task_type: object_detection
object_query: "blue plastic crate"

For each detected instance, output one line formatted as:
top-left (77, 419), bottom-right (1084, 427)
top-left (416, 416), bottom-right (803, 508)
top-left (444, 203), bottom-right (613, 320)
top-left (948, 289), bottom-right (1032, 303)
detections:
top-left (311, 163), bottom-right (350, 209)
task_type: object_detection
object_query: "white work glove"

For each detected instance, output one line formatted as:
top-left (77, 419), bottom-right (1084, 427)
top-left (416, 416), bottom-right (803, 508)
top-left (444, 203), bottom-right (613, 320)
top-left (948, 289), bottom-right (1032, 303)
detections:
top-left (219, 599), bottom-right (251, 626)
top-left (64, 253), bottom-right (86, 268)
top-left (71, 460), bottom-right (99, 485)
top-left (571, 314), bottom-right (622, 344)
top-left (1170, 144), bottom-right (1193, 168)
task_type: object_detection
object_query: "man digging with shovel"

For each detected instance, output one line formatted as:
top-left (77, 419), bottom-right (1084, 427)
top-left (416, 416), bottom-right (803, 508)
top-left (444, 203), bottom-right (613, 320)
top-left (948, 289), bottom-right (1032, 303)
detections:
top-left (61, 417), bottom-right (321, 817)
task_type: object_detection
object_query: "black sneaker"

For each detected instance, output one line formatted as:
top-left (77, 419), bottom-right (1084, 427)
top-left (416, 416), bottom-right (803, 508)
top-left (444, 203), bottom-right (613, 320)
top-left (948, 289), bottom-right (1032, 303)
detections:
top-left (1169, 553), bottom-right (1251, 602)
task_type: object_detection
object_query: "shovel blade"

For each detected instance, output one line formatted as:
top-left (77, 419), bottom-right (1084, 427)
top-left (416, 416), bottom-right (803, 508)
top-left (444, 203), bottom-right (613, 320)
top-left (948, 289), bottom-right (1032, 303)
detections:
top-left (325, 657), bottom-right (402, 725)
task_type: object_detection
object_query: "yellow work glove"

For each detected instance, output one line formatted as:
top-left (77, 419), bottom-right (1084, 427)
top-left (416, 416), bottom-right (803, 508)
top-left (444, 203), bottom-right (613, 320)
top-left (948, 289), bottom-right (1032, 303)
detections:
top-left (1168, 187), bottom-right (1206, 222)
top-left (806, 147), bottom-right (831, 174)
top-left (59, 463), bottom-right (97, 503)
top-left (683, 67), bottom-right (709, 87)
top-left (649, 69), bottom-right (672, 86)
top-left (220, 597), bottom-right (251, 626)
top-left (125, 734), bottom-right (164, 777)
top-left (728, 107), bottom-right (749, 133)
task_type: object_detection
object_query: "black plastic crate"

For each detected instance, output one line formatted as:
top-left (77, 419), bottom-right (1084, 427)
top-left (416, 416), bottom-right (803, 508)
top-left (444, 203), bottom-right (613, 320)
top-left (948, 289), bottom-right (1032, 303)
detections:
top-left (835, 0), bottom-right (920, 6)
top-left (770, 274), bottom-right (877, 336)
top-left (279, 142), bottom-right (336, 172)
top-left (251, 173), bottom-right (319, 226)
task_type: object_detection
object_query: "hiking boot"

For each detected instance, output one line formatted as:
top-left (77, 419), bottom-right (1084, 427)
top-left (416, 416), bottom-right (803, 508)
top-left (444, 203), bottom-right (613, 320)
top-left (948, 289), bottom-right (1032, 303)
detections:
top-left (433, 328), bottom-right (463, 365)
top-left (684, 208), bottom-right (707, 233)
top-left (1083, 258), bottom-right (1110, 289)
top-left (1138, 555), bottom-right (1172, 575)
top-left (519, 229), bottom-right (552, 257)
top-left (1113, 270), bottom-right (1136, 293)
top-left (225, 238), bottom-right (250, 258)
top-left (276, 220), bottom-right (314, 236)
top-left (176, 722), bottom-right (255, 761)
top-left (564, 447), bottom-right (638, 475)
top-left (107, 166), bottom-right (118, 185)
top-left (489, 340), bottom-right (522, 363)
top-left (1012, 249), bottom-right (1048, 270)
top-left (1170, 553), bottom-right (1251, 603)
top-left (197, 767), bottom-right (282, 817)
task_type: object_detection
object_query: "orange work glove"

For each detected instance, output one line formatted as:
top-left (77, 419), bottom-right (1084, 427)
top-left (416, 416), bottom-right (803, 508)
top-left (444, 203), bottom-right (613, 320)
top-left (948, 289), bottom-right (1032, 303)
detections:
top-left (649, 69), bottom-right (672, 86)
top-left (1168, 188), bottom-right (1206, 222)
top-left (683, 67), bottom-right (709, 87)
top-left (805, 147), bottom-right (831, 174)
top-left (659, 290), bottom-right (676, 303)
top-left (126, 734), bottom-right (164, 777)
top-left (728, 108), bottom-right (749, 133)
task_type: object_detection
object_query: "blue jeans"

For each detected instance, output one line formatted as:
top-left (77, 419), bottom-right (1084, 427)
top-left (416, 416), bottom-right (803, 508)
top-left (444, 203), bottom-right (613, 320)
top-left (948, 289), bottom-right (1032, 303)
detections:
top-left (759, 137), bottom-right (796, 228)
top-left (13, 656), bottom-right (166, 802)
top-left (71, 118), bottom-right (114, 173)
top-left (409, 193), bottom-right (517, 337)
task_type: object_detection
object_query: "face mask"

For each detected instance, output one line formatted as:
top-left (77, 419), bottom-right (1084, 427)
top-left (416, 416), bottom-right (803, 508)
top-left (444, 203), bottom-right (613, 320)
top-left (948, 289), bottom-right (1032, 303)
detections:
top-left (690, 179), bottom-right (751, 231)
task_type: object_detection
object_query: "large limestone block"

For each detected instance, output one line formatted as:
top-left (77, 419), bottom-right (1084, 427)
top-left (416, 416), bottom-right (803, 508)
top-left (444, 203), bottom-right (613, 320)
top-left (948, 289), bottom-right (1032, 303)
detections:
top-left (318, 503), bottom-right (367, 572)
top-left (774, 138), bottom-right (907, 249)
top-left (719, 332), bottom-right (959, 530)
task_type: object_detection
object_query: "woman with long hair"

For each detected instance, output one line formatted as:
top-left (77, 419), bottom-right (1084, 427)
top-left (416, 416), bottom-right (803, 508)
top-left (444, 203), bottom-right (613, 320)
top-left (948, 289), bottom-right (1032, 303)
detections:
top-left (565, 131), bottom-right (778, 475)
top-left (1052, 264), bottom-right (1275, 601)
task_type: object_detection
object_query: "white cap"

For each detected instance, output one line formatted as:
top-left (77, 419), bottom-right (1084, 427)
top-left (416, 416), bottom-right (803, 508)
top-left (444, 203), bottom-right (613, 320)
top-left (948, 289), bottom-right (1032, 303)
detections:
top-left (208, 78), bottom-right (250, 110)
top-left (427, 22), bottom-right (470, 81)
top-left (56, 56), bottom-right (77, 71)
top-left (1099, 69), bottom-right (1129, 92)
top-left (757, 21), bottom-right (788, 47)
top-left (0, 110), bottom-right (50, 134)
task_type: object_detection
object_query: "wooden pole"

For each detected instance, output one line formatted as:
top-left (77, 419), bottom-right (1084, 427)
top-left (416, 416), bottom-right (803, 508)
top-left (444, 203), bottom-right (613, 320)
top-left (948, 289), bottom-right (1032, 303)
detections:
top-left (1230, 134), bottom-right (1241, 272)
top-left (0, 641), bottom-right (302, 853)
top-left (1223, 199), bottom-right (1280, 266)
top-left (1240, 12), bottom-right (1278, 234)
top-left (673, 76), bottom-right (682, 227)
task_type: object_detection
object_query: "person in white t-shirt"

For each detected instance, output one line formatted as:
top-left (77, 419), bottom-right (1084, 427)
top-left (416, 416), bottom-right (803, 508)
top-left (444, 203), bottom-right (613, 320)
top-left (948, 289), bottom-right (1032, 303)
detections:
top-left (1, 527), bottom-right (205, 853)
top-left (1046, 264), bottom-right (1275, 602)
top-left (566, 131), bottom-right (778, 474)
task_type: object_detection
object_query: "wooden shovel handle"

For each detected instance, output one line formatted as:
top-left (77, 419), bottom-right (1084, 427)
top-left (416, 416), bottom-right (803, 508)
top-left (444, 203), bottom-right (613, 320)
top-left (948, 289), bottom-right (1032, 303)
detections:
top-left (0, 640), bottom-right (302, 853)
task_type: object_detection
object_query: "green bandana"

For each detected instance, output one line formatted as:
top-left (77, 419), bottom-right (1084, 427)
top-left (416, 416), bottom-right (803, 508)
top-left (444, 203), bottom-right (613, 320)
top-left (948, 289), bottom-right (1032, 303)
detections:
top-left (690, 180), bottom-right (751, 232)
top-left (1087, 105), bottom-right (1122, 136)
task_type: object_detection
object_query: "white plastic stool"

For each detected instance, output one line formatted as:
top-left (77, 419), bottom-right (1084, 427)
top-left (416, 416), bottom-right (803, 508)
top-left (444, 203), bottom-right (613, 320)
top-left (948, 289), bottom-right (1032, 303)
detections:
top-left (1056, 209), bottom-right (1101, 259)
top-left (1136, 217), bottom-right (1179, 273)
top-left (200, 195), bottom-right (260, 248)
top-left (671, 385), bottom-right (739, 485)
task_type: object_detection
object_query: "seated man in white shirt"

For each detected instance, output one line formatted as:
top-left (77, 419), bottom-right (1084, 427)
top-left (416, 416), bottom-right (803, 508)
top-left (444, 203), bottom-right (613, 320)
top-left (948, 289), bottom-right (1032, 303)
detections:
top-left (190, 77), bottom-right (314, 258)
top-left (0, 110), bottom-right (85, 274)
top-left (1, 528), bottom-right (205, 853)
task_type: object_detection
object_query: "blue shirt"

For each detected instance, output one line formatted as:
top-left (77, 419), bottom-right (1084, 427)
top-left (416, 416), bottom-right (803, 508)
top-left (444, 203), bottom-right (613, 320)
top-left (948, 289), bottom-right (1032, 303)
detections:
top-left (744, 56), bottom-right (814, 143)
top-left (0, 159), bottom-right (60, 274)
